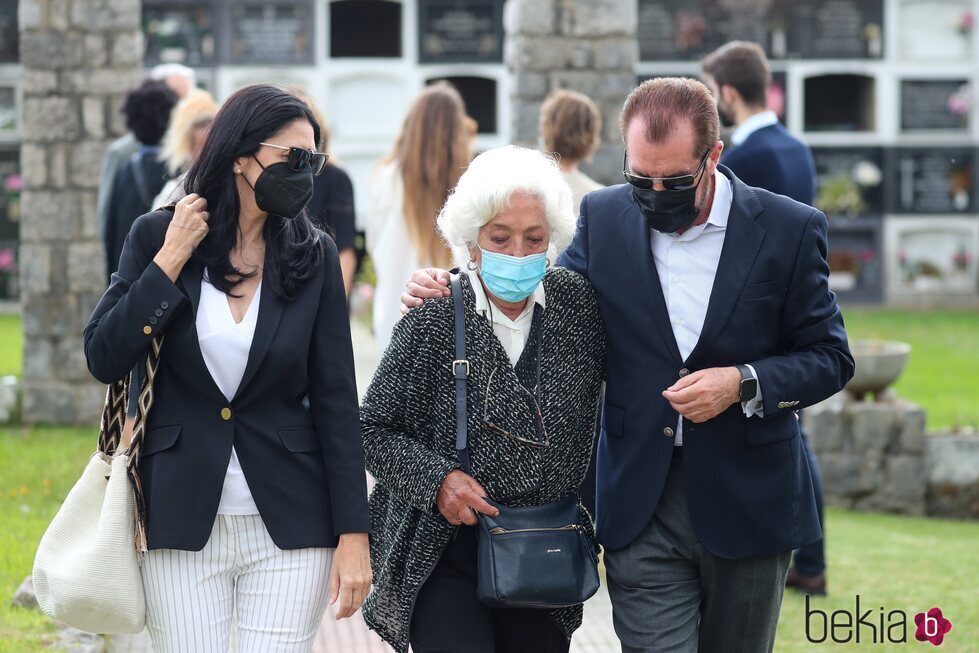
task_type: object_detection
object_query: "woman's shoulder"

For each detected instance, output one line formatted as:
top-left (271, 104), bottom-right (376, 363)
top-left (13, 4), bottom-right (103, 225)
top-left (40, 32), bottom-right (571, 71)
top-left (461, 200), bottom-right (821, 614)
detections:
top-left (128, 209), bottom-right (173, 244)
top-left (543, 266), bottom-right (594, 298)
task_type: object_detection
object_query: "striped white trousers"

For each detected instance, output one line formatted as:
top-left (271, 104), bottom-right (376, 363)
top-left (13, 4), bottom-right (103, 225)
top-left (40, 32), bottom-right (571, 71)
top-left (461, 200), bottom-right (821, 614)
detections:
top-left (141, 514), bottom-right (334, 652)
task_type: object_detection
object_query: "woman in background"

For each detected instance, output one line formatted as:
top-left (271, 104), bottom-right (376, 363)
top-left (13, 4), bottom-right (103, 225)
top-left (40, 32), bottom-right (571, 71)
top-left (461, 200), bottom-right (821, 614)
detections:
top-left (538, 90), bottom-right (604, 211)
top-left (366, 81), bottom-right (472, 352)
top-left (152, 88), bottom-right (219, 208)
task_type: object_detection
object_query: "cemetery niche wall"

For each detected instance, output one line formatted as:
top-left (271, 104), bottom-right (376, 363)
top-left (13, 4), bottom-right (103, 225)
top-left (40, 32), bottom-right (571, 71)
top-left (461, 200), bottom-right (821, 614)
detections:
top-left (636, 0), bottom-right (979, 305)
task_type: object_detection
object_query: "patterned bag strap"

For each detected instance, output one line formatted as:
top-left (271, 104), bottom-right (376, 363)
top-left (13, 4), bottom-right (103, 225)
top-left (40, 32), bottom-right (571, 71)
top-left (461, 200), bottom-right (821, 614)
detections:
top-left (450, 275), bottom-right (471, 475)
top-left (95, 335), bottom-right (164, 554)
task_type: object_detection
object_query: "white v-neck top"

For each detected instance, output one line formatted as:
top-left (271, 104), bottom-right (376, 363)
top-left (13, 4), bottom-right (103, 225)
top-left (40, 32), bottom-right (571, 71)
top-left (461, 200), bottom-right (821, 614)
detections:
top-left (197, 270), bottom-right (262, 515)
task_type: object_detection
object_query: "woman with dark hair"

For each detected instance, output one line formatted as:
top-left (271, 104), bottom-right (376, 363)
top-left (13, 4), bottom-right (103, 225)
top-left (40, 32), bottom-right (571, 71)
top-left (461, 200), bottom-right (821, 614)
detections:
top-left (103, 79), bottom-right (178, 282)
top-left (84, 83), bottom-right (371, 652)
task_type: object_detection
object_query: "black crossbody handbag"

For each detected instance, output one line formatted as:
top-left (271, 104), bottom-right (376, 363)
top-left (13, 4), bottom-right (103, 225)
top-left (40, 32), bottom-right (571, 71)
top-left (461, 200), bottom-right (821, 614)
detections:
top-left (450, 275), bottom-right (600, 609)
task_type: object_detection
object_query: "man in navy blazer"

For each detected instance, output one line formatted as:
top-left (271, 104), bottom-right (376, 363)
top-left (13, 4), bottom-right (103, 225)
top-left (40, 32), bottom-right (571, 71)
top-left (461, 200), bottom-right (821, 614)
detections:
top-left (557, 78), bottom-right (852, 652)
top-left (703, 40), bottom-right (829, 597)
top-left (701, 41), bottom-right (816, 206)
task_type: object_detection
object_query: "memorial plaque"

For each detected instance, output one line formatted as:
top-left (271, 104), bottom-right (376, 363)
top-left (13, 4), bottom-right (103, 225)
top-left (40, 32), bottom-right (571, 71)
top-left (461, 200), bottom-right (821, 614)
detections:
top-left (418, 0), bottom-right (503, 64)
top-left (0, 1), bottom-right (17, 63)
top-left (812, 147), bottom-right (884, 218)
top-left (638, 0), bottom-right (780, 61)
top-left (888, 148), bottom-right (975, 214)
top-left (888, 218), bottom-right (978, 293)
top-left (826, 218), bottom-right (883, 301)
top-left (786, 0), bottom-right (884, 59)
top-left (804, 74), bottom-right (875, 132)
top-left (898, 0), bottom-right (974, 60)
top-left (0, 86), bottom-right (14, 132)
top-left (900, 80), bottom-right (970, 131)
top-left (230, 3), bottom-right (313, 65)
top-left (330, 0), bottom-right (402, 58)
top-left (143, 5), bottom-right (217, 66)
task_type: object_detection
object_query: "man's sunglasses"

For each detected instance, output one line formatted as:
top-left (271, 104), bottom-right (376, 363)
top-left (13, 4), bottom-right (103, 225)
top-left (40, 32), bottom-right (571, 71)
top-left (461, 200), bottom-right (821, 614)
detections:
top-left (622, 149), bottom-right (711, 191)
top-left (260, 142), bottom-right (329, 176)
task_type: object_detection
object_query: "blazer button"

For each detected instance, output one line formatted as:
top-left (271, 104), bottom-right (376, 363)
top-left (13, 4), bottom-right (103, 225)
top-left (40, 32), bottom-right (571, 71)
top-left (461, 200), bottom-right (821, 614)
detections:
top-left (161, 301), bottom-right (169, 309)
top-left (679, 368), bottom-right (690, 377)
top-left (220, 407), bottom-right (232, 421)
top-left (154, 308), bottom-right (163, 317)
top-left (149, 316), bottom-right (158, 325)
top-left (663, 426), bottom-right (675, 438)
top-left (143, 326), bottom-right (152, 335)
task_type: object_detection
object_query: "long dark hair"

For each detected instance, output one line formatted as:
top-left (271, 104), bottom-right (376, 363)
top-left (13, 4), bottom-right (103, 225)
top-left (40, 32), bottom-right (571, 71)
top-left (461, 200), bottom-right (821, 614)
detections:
top-left (182, 84), bottom-right (324, 299)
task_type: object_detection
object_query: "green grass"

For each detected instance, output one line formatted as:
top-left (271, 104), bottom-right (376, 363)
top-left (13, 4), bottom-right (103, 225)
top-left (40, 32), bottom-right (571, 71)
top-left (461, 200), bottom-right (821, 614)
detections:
top-left (0, 426), bottom-right (95, 651)
top-left (3, 427), bottom-right (978, 651)
top-left (0, 314), bottom-right (21, 378)
top-left (776, 508), bottom-right (979, 652)
top-left (842, 308), bottom-right (979, 430)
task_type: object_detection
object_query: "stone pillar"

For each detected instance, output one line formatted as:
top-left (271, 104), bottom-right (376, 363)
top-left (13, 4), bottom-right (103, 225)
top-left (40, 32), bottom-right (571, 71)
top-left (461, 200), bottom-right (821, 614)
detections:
top-left (504, 0), bottom-right (637, 185)
top-left (18, 0), bottom-right (143, 424)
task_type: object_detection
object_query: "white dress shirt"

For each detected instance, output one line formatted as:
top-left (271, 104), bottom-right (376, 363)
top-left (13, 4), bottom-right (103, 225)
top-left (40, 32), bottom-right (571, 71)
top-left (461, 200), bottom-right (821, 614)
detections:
top-left (198, 271), bottom-right (261, 515)
top-left (466, 270), bottom-right (546, 367)
top-left (651, 170), bottom-right (763, 445)
top-left (730, 110), bottom-right (779, 147)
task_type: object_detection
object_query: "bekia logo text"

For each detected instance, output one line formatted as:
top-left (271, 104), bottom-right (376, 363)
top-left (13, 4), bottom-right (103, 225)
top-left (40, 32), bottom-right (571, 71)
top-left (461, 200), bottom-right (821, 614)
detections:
top-left (806, 596), bottom-right (953, 646)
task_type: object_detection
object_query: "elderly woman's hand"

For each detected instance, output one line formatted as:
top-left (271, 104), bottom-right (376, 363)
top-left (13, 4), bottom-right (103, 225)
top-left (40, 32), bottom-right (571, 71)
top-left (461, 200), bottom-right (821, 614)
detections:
top-left (400, 268), bottom-right (451, 314)
top-left (436, 469), bottom-right (500, 525)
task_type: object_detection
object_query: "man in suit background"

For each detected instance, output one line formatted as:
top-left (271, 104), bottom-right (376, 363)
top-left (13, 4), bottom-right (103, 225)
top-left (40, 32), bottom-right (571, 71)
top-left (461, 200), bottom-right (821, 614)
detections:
top-left (701, 41), bottom-right (817, 205)
top-left (702, 41), bottom-right (829, 596)
top-left (557, 77), bottom-right (852, 652)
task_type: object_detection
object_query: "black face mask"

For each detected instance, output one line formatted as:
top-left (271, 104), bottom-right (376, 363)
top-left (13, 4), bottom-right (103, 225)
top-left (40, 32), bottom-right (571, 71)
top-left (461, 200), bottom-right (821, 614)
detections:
top-left (248, 156), bottom-right (314, 219)
top-left (632, 179), bottom-right (706, 234)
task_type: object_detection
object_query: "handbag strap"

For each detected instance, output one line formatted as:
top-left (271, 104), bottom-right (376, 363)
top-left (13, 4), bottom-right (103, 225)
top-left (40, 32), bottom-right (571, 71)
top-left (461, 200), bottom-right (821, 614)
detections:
top-left (451, 275), bottom-right (472, 475)
top-left (95, 334), bottom-right (164, 553)
top-left (451, 275), bottom-right (545, 473)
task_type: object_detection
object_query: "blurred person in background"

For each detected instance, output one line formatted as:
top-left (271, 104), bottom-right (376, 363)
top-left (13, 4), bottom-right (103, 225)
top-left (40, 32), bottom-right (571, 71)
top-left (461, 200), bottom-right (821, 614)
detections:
top-left (103, 79), bottom-right (178, 282)
top-left (538, 89), bottom-right (604, 211)
top-left (702, 41), bottom-right (827, 596)
top-left (366, 81), bottom-right (473, 352)
top-left (96, 64), bottom-right (196, 239)
top-left (152, 88), bottom-right (219, 208)
top-left (303, 101), bottom-right (358, 295)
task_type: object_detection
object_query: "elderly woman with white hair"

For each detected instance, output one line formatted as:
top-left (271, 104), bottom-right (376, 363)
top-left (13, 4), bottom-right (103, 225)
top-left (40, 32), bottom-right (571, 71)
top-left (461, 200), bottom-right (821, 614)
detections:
top-left (360, 145), bottom-right (606, 653)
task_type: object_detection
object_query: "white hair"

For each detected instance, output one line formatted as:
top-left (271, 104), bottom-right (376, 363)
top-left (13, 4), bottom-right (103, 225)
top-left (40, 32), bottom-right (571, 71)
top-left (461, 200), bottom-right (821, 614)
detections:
top-left (150, 64), bottom-right (196, 85)
top-left (437, 145), bottom-right (577, 269)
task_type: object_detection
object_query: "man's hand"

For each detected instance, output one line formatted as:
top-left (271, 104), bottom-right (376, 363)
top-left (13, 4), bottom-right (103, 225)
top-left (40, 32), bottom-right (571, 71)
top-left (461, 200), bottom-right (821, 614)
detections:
top-left (662, 367), bottom-right (742, 424)
top-left (436, 469), bottom-right (499, 526)
top-left (399, 268), bottom-right (451, 314)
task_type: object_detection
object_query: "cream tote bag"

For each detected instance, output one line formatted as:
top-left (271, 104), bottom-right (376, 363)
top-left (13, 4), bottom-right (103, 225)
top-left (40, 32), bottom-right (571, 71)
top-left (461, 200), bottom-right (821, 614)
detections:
top-left (33, 337), bottom-right (163, 634)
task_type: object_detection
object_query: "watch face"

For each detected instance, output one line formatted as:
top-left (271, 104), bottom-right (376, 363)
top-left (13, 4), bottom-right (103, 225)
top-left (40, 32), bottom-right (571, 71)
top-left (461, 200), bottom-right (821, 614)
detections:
top-left (741, 378), bottom-right (758, 402)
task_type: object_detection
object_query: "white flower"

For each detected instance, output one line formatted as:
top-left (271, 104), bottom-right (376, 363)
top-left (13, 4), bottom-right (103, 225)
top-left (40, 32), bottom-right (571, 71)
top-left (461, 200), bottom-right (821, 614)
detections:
top-left (852, 161), bottom-right (883, 187)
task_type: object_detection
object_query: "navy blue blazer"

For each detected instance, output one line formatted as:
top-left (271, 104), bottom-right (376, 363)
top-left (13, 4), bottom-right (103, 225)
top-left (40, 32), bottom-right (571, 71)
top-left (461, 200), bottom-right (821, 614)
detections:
top-left (557, 166), bottom-right (853, 559)
top-left (84, 210), bottom-right (371, 551)
top-left (721, 123), bottom-right (817, 205)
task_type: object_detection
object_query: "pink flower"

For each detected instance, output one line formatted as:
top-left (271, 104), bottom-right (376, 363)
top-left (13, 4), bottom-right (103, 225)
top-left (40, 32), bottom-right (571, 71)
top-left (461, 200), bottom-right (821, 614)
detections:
top-left (0, 248), bottom-right (14, 272)
top-left (3, 174), bottom-right (21, 193)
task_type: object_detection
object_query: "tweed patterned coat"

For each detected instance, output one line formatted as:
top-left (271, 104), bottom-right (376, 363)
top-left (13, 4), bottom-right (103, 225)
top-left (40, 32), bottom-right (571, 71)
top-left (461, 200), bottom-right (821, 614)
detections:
top-left (360, 268), bottom-right (606, 653)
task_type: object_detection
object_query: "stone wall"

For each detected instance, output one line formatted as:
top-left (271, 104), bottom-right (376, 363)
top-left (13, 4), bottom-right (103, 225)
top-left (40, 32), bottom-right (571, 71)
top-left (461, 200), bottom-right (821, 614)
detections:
top-left (18, 0), bottom-right (143, 424)
top-left (504, 0), bottom-right (636, 185)
top-left (808, 394), bottom-right (979, 519)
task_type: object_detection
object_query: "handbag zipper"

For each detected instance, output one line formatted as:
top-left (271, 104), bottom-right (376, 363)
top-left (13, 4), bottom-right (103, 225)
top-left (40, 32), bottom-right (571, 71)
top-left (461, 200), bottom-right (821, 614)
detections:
top-left (488, 524), bottom-right (580, 535)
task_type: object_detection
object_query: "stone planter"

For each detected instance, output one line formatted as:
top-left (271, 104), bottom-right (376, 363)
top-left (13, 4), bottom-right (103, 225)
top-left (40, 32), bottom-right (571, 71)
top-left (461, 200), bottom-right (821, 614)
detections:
top-left (846, 340), bottom-right (911, 400)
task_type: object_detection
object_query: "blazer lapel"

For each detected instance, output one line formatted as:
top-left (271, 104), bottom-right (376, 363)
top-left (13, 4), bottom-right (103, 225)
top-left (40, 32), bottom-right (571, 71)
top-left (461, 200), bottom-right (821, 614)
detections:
top-left (233, 277), bottom-right (284, 401)
top-left (686, 172), bottom-right (766, 364)
top-left (622, 200), bottom-right (683, 364)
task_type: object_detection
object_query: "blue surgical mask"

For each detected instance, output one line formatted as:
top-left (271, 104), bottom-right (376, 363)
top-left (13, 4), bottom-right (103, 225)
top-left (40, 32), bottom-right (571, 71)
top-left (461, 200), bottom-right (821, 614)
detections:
top-left (478, 247), bottom-right (547, 303)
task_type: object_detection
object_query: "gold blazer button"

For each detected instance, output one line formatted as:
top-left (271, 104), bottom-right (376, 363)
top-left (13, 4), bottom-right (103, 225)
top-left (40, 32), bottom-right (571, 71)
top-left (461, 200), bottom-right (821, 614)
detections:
top-left (143, 326), bottom-right (152, 335)
top-left (220, 407), bottom-right (232, 421)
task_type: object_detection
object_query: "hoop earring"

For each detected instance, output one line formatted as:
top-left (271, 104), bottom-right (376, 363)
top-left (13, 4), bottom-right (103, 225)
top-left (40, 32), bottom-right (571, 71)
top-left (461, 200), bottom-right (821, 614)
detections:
top-left (467, 259), bottom-right (478, 271)
top-left (546, 257), bottom-right (552, 269)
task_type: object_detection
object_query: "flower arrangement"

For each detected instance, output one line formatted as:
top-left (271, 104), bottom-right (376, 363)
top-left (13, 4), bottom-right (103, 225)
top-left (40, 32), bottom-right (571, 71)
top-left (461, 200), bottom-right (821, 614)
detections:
top-left (957, 11), bottom-right (974, 36)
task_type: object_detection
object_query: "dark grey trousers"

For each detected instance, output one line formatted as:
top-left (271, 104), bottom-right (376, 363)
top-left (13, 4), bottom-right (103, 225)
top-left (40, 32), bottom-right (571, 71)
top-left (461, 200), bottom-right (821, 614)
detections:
top-left (604, 453), bottom-right (791, 653)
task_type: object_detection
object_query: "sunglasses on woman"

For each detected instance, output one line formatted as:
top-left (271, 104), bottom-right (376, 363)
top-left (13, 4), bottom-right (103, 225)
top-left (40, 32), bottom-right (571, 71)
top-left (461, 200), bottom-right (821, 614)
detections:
top-left (622, 149), bottom-right (711, 191)
top-left (260, 142), bottom-right (329, 176)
